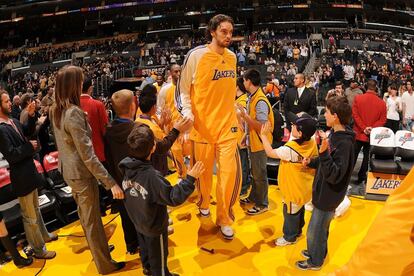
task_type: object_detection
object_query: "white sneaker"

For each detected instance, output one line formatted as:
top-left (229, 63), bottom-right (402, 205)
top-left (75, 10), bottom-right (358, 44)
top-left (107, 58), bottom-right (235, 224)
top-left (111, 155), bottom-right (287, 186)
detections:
top-left (168, 226), bottom-right (174, 235)
top-left (220, 225), bottom-right (234, 240)
top-left (199, 208), bottom-right (210, 217)
top-left (168, 218), bottom-right (173, 225)
top-left (275, 236), bottom-right (297, 246)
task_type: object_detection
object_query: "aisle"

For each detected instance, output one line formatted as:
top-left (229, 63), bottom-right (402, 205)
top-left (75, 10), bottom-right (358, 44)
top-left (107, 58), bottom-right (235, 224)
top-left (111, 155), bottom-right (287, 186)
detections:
top-left (1, 174), bottom-right (384, 275)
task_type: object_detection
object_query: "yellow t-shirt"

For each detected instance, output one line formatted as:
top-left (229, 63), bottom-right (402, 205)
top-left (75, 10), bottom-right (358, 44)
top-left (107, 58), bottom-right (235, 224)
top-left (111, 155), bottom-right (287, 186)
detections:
top-left (135, 115), bottom-right (165, 141)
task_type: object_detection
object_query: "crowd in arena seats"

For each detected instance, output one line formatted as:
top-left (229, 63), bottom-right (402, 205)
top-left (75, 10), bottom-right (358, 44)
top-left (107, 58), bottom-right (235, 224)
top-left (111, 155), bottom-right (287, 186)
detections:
top-left (0, 36), bottom-right (139, 68)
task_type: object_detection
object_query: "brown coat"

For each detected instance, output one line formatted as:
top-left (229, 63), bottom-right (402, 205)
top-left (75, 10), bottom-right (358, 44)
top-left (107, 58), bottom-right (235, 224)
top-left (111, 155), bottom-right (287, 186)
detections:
top-left (50, 105), bottom-right (115, 189)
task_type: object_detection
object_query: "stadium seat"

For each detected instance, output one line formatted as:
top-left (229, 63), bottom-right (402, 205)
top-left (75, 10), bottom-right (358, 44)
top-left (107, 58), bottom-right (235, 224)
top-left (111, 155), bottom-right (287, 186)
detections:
top-left (42, 152), bottom-right (77, 222)
top-left (395, 130), bottom-right (414, 175)
top-left (369, 127), bottom-right (398, 174)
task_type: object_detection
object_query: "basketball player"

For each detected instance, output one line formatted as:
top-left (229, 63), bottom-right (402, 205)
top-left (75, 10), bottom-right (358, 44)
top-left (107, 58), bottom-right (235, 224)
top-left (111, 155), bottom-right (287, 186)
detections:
top-left (176, 14), bottom-right (241, 240)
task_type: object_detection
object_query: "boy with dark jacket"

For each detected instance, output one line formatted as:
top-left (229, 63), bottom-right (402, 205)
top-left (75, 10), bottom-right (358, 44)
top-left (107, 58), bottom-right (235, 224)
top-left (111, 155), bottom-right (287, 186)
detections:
top-left (119, 123), bottom-right (204, 276)
top-left (296, 95), bottom-right (355, 270)
top-left (104, 89), bottom-right (192, 255)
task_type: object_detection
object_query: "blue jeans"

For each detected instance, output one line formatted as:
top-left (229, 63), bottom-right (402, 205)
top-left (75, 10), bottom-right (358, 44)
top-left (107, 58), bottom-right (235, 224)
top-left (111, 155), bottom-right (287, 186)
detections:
top-left (239, 148), bottom-right (251, 196)
top-left (282, 204), bottom-right (305, 242)
top-left (248, 150), bottom-right (268, 208)
top-left (18, 189), bottom-right (52, 255)
top-left (405, 118), bottom-right (414, 132)
top-left (306, 207), bottom-right (335, 266)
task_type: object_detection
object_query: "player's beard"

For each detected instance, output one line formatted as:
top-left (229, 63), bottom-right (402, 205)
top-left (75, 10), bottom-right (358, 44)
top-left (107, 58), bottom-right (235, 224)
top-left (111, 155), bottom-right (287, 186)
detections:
top-left (1, 105), bottom-right (10, 116)
top-left (217, 39), bottom-right (231, 49)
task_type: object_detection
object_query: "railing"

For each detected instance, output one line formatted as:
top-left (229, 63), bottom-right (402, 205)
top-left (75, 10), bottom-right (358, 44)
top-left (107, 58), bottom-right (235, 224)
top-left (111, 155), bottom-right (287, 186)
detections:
top-left (92, 67), bottom-right (133, 97)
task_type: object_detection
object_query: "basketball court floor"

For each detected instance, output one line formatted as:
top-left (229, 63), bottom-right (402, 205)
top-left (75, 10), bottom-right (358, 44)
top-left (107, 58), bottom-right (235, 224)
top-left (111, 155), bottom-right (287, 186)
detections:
top-left (1, 173), bottom-right (384, 275)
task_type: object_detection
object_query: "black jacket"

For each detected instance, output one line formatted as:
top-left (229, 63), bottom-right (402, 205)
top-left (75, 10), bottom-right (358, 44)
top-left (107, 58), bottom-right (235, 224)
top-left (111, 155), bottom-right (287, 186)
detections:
top-left (0, 115), bottom-right (42, 197)
top-left (104, 119), bottom-right (180, 184)
top-left (11, 105), bottom-right (21, 120)
top-left (283, 87), bottom-right (318, 125)
top-left (119, 157), bottom-right (195, 237)
top-left (309, 127), bottom-right (355, 212)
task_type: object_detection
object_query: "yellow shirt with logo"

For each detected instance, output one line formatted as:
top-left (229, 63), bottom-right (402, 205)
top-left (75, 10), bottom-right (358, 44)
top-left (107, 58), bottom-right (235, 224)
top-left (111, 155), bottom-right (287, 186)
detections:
top-left (176, 45), bottom-right (238, 143)
top-left (135, 115), bottom-right (165, 141)
top-left (277, 139), bottom-right (318, 213)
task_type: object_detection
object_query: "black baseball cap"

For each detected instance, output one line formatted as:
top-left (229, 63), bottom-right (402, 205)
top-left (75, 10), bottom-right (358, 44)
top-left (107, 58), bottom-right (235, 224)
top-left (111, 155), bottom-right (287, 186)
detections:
top-left (287, 112), bottom-right (317, 140)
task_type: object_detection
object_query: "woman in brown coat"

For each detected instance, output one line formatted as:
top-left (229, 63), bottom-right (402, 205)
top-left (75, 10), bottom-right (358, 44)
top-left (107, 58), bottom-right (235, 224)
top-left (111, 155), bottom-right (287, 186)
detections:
top-left (50, 65), bottom-right (125, 275)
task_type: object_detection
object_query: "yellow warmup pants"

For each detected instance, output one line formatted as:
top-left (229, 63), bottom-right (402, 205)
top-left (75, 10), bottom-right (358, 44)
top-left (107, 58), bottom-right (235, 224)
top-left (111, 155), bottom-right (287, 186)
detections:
top-left (171, 138), bottom-right (187, 179)
top-left (191, 138), bottom-right (242, 226)
top-left (331, 168), bottom-right (414, 276)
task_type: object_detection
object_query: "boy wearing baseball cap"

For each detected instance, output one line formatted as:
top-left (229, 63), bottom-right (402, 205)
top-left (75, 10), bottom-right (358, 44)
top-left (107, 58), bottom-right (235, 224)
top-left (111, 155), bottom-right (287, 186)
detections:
top-left (260, 111), bottom-right (318, 246)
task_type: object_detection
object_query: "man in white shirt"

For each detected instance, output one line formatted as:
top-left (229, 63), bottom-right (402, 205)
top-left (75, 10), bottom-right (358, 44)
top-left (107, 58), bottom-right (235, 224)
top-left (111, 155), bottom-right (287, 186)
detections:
top-left (402, 81), bottom-right (414, 131)
top-left (300, 45), bottom-right (309, 60)
top-left (343, 60), bottom-right (355, 87)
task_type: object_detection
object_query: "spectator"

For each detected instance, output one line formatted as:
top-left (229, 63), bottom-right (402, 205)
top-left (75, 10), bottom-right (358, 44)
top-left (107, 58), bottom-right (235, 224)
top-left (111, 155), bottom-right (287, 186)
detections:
top-left (326, 81), bottom-right (345, 100)
top-left (235, 77), bottom-right (251, 198)
top-left (300, 44), bottom-right (309, 60)
top-left (333, 59), bottom-right (343, 81)
top-left (402, 81), bottom-right (414, 131)
top-left (284, 73), bottom-right (318, 129)
top-left (343, 60), bottom-right (355, 87)
top-left (0, 90), bottom-right (57, 260)
top-left (345, 80), bottom-right (363, 107)
top-left (40, 87), bottom-right (54, 114)
top-left (119, 123), bottom-right (204, 276)
top-left (11, 95), bottom-right (21, 120)
top-left (247, 51), bottom-right (256, 65)
top-left (237, 51), bottom-right (246, 66)
top-left (0, 211), bottom-right (33, 268)
top-left (50, 65), bottom-right (125, 275)
top-left (384, 85), bottom-right (402, 133)
top-left (260, 112), bottom-right (318, 247)
top-left (80, 78), bottom-right (108, 163)
top-left (238, 69), bottom-right (274, 216)
top-left (265, 77), bottom-right (280, 98)
top-left (352, 79), bottom-right (387, 192)
top-left (297, 95), bottom-right (355, 270)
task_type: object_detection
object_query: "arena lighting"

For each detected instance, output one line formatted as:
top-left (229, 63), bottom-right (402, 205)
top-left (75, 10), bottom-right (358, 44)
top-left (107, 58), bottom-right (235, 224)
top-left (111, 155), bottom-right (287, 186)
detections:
top-left (256, 20), bottom-right (347, 25)
top-left (52, 59), bottom-right (71, 64)
top-left (185, 11), bottom-right (201, 16)
top-left (366, 22), bottom-right (414, 31)
top-left (12, 17), bottom-right (24, 22)
top-left (134, 16), bottom-right (150, 21)
top-left (99, 20), bottom-right (113, 25)
top-left (332, 4), bottom-right (363, 9)
top-left (198, 24), bottom-right (244, 29)
top-left (293, 4), bottom-right (309, 8)
top-left (11, 66), bottom-right (30, 72)
top-left (147, 27), bottom-right (191, 34)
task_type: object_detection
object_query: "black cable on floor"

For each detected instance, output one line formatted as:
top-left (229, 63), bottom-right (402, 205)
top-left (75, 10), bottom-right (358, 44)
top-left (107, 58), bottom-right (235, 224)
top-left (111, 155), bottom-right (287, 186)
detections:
top-left (57, 214), bottom-right (120, 238)
top-left (35, 259), bottom-right (46, 276)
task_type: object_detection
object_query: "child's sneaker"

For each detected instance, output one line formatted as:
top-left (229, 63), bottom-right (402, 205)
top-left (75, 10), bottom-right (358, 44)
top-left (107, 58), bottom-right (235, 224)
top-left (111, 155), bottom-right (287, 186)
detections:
top-left (199, 208), bottom-right (210, 217)
top-left (220, 225), bottom-right (234, 240)
top-left (275, 236), bottom-right (297, 246)
top-left (295, 260), bottom-right (321, 271)
top-left (239, 198), bottom-right (251, 204)
top-left (301, 249), bottom-right (310, 258)
top-left (168, 226), bottom-right (174, 235)
top-left (246, 206), bottom-right (268, 215)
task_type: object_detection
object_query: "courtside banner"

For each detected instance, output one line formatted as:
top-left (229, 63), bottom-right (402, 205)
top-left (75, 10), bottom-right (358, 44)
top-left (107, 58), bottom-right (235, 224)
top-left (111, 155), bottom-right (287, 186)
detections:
top-left (366, 172), bottom-right (406, 196)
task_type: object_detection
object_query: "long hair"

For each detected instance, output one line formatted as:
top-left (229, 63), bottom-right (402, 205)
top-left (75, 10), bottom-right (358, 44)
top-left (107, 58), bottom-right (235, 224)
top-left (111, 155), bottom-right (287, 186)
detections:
top-left (51, 65), bottom-right (83, 129)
